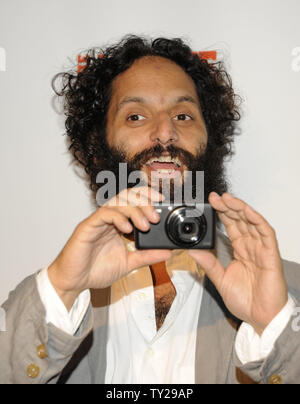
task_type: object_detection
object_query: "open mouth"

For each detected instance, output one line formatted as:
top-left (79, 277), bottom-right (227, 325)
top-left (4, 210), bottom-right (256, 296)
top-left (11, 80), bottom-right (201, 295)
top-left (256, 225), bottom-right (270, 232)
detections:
top-left (144, 155), bottom-right (183, 178)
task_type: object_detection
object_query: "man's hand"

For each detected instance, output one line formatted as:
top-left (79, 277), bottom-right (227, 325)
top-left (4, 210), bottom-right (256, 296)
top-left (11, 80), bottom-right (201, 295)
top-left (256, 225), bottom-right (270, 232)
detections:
top-left (48, 187), bottom-right (172, 311)
top-left (189, 192), bottom-right (288, 336)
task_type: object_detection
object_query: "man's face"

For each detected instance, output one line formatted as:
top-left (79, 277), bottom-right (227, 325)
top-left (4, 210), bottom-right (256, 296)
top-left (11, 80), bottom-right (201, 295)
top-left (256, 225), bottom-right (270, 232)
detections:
top-left (105, 56), bottom-right (208, 193)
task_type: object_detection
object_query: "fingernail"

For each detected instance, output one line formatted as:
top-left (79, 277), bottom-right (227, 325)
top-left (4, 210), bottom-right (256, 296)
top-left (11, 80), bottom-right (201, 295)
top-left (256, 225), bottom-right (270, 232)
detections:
top-left (152, 210), bottom-right (160, 221)
top-left (142, 218), bottom-right (150, 228)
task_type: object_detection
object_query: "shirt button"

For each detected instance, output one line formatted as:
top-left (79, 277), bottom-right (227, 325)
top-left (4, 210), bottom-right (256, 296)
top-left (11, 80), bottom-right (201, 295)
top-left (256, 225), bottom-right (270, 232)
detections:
top-left (26, 364), bottom-right (40, 379)
top-left (138, 292), bottom-right (147, 301)
top-left (37, 344), bottom-right (47, 359)
top-left (269, 374), bottom-right (282, 384)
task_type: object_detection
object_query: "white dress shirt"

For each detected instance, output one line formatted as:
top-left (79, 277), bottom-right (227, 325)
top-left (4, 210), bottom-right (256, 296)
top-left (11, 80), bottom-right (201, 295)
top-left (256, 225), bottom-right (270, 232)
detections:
top-left (37, 247), bottom-right (296, 384)
top-left (104, 261), bottom-right (203, 383)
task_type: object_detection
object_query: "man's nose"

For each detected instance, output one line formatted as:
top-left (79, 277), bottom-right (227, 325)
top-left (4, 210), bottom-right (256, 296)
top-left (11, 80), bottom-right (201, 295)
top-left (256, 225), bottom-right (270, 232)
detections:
top-left (150, 114), bottom-right (179, 146)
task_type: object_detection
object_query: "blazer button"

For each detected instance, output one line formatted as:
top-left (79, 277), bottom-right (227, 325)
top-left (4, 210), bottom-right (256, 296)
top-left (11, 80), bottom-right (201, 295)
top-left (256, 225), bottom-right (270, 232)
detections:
top-left (26, 364), bottom-right (40, 379)
top-left (269, 374), bottom-right (282, 384)
top-left (37, 344), bottom-right (47, 359)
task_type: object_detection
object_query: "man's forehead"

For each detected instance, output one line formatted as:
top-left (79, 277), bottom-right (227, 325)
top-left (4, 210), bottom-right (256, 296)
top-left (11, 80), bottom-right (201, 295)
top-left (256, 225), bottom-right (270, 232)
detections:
top-left (110, 57), bottom-right (200, 111)
top-left (112, 56), bottom-right (197, 91)
top-left (128, 55), bottom-right (178, 69)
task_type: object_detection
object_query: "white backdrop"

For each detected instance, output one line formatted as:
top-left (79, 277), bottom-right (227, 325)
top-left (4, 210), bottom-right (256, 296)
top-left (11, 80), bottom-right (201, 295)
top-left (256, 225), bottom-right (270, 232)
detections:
top-left (0, 0), bottom-right (299, 304)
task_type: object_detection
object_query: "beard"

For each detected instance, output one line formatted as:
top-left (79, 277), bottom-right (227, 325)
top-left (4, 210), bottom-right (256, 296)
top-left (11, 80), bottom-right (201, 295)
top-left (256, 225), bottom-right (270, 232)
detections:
top-left (92, 135), bottom-right (228, 205)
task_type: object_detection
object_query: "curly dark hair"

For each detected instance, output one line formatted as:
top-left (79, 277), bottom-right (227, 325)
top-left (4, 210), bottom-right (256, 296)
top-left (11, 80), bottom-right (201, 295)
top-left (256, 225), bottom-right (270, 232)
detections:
top-left (53, 34), bottom-right (241, 197)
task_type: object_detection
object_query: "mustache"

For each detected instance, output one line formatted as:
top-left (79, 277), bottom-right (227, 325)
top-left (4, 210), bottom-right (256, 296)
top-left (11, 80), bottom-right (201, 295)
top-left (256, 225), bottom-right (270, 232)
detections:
top-left (127, 144), bottom-right (204, 171)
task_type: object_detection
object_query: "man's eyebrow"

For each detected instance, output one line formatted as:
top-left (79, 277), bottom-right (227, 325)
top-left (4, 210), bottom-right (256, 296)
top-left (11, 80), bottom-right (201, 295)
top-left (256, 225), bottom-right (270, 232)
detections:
top-left (116, 97), bottom-right (146, 113)
top-left (116, 95), bottom-right (200, 113)
top-left (174, 95), bottom-right (200, 107)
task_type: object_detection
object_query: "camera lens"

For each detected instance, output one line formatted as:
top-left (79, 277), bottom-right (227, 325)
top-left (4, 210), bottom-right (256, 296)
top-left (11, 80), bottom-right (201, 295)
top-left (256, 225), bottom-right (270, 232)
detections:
top-left (166, 206), bottom-right (207, 247)
top-left (181, 223), bottom-right (197, 235)
top-left (182, 223), bottom-right (194, 234)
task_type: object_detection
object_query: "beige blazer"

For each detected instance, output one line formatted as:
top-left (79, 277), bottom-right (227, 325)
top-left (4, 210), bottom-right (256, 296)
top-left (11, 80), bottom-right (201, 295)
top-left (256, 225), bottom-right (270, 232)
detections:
top-left (1, 230), bottom-right (300, 384)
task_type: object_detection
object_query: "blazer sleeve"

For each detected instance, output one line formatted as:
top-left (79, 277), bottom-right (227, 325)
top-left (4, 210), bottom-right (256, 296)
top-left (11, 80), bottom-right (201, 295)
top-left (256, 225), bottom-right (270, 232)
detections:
top-left (0, 273), bottom-right (93, 384)
top-left (234, 299), bottom-right (300, 384)
top-left (234, 259), bottom-right (300, 384)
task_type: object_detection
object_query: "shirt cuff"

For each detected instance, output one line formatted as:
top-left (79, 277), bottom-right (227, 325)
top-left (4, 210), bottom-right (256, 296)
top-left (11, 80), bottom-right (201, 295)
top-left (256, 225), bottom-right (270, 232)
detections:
top-left (36, 267), bottom-right (91, 335)
top-left (235, 295), bottom-right (296, 365)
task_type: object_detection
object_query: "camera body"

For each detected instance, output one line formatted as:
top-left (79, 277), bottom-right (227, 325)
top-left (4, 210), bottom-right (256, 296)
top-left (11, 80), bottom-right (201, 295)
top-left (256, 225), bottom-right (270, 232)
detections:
top-left (134, 203), bottom-right (216, 250)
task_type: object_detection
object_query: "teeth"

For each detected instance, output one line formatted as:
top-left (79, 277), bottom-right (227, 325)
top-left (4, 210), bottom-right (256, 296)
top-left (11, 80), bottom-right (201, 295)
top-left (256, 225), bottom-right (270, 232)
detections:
top-left (145, 155), bottom-right (182, 166)
top-left (157, 169), bottom-right (174, 174)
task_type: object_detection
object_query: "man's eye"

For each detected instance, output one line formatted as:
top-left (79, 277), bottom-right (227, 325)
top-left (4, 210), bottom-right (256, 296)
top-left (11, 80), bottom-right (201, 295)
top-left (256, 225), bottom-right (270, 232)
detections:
top-left (174, 114), bottom-right (193, 121)
top-left (127, 114), bottom-right (146, 121)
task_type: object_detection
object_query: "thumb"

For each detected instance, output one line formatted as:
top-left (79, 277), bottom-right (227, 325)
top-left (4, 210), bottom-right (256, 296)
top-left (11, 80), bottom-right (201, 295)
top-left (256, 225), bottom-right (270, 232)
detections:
top-left (127, 249), bottom-right (172, 272)
top-left (188, 250), bottom-right (225, 291)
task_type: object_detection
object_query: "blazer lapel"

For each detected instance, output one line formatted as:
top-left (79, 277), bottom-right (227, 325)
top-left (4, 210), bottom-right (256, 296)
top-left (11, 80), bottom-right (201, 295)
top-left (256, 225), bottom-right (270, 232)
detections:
top-left (88, 287), bottom-right (110, 384)
top-left (195, 229), bottom-right (241, 384)
top-left (195, 277), bottom-right (240, 383)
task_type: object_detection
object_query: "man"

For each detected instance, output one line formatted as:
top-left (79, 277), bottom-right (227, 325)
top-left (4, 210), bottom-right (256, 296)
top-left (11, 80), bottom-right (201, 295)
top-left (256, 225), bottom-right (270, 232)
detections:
top-left (1, 35), bottom-right (300, 384)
